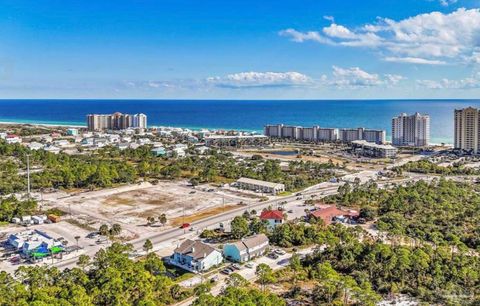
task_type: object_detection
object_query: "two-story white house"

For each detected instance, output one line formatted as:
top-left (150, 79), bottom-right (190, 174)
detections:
top-left (223, 234), bottom-right (269, 263)
top-left (5, 134), bottom-right (21, 144)
top-left (260, 210), bottom-right (285, 228)
top-left (171, 240), bottom-right (223, 273)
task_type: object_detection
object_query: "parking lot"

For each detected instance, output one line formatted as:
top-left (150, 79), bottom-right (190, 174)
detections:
top-left (0, 221), bottom-right (106, 273)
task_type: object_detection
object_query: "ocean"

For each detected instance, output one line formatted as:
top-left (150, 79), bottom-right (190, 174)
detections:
top-left (0, 99), bottom-right (479, 144)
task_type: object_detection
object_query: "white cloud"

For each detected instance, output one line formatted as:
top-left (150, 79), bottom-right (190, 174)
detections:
top-left (206, 71), bottom-right (312, 88)
top-left (330, 66), bottom-right (382, 87)
top-left (439, 0), bottom-right (458, 7)
top-left (329, 66), bottom-right (404, 88)
top-left (278, 29), bottom-right (334, 44)
top-left (323, 15), bottom-right (335, 23)
top-left (280, 8), bottom-right (480, 65)
top-left (384, 74), bottom-right (406, 85)
top-left (323, 24), bottom-right (356, 39)
top-left (417, 73), bottom-right (480, 89)
top-left (383, 57), bottom-right (447, 65)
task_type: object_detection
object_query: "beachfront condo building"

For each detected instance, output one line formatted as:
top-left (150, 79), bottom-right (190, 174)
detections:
top-left (392, 113), bottom-right (430, 147)
top-left (264, 124), bottom-right (384, 144)
top-left (338, 128), bottom-right (386, 144)
top-left (87, 112), bottom-right (147, 131)
top-left (454, 107), bottom-right (480, 153)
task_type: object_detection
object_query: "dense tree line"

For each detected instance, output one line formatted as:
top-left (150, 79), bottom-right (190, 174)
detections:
top-left (298, 227), bottom-right (480, 305)
top-left (0, 196), bottom-right (37, 222)
top-left (394, 159), bottom-right (480, 175)
top-left (0, 141), bottom-right (338, 195)
top-left (0, 243), bottom-right (192, 305)
top-left (326, 179), bottom-right (480, 250)
top-left (192, 286), bottom-right (285, 306)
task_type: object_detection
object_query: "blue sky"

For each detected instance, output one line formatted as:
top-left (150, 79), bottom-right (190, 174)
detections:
top-left (1, 0), bottom-right (480, 99)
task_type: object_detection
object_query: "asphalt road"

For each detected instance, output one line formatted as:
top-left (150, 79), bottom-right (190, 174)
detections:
top-left (52, 183), bottom-right (340, 269)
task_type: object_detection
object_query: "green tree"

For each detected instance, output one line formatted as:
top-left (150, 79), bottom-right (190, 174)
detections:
top-left (143, 239), bottom-right (153, 253)
top-left (109, 223), bottom-right (122, 236)
top-left (230, 216), bottom-right (250, 239)
top-left (77, 254), bottom-right (90, 271)
top-left (255, 263), bottom-right (276, 292)
top-left (99, 224), bottom-right (109, 236)
top-left (158, 213), bottom-right (167, 226)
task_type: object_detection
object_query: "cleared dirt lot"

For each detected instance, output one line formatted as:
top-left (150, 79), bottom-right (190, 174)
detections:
top-left (47, 180), bottom-right (254, 237)
top-left (100, 181), bottom-right (232, 220)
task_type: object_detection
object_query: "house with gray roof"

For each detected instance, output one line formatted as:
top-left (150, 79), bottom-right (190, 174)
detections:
top-left (223, 234), bottom-right (269, 263)
top-left (170, 240), bottom-right (222, 273)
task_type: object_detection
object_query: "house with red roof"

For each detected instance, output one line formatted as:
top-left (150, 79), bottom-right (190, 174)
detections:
top-left (260, 209), bottom-right (285, 228)
top-left (5, 134), bottom-right (21, 144)
top-left (309, 205), bottom-right (359, 225)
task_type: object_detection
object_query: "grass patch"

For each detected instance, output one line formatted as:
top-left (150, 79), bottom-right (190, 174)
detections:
top-left (65, 218), bottom-right (97, 232)
top-left (163, 262), bottom-right (196, 282)
top-left (45, 208), bottom-right (67, 216)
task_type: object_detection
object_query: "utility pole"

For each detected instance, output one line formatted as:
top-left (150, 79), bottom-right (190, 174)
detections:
top-left (26, 154), bottom-right (31, 197)
top-left (183, 202), bottom-right (186, 233)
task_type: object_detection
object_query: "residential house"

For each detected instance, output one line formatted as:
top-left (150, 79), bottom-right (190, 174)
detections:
top-left (66, 128), bottom-right (79, 136)
top-left (195, 146), bottom-right (209, 155)
top-left (260, 210), bottom-right (285, 228)
top-left (53, 139), bottom-right (70, 147)
top-left (44, 145), bottom-right (61, 154)
top-left (223, 234), bottom-right (269, 262)
top-left (116, 143), bottom-right (130, 150)
top-left (27, 142), bottom-right (44, 151)
top-left (171, 240), bottom-right (223, 273)
top-left (309, 205), bottom-right (359, 225)
top-left (151, 146), bottom-right (166, 157)
top-left (137, 138), bottom-right (152, 145)
top-left (5, 134), bottom-right (21, 144)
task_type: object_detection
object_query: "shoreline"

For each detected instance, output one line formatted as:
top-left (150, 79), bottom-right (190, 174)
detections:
top-left (0, 121), bottom-right (86, 129)
top-left (0, 119), bottom-right (453, 145)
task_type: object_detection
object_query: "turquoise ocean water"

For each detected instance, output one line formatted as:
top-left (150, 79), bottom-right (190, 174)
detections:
top-left (0, 99), bottom-right (479, 144)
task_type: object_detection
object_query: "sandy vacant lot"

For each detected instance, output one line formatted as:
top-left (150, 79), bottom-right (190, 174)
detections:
top-left (51, 181), bottom-right (252, 235)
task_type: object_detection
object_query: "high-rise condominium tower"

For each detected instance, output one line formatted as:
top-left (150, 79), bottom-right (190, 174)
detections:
top-left (87, 112), bottom-right (147, 131)
top-left (392, 113), bottom-right (430, 147)
top-left (454, 107), bottom-right (480, 153)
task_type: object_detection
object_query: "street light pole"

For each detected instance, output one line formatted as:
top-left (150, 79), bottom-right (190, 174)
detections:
top-left (26, 154), bottom-right (31, 197)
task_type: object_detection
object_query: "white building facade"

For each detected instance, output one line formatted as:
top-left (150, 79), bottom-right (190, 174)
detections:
top-left (454, 107), bottom-right (480, 153)
top-left (392, 113), bottom-right (430, 147)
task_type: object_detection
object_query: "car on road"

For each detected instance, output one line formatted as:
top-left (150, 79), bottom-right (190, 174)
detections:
top-left (86, 232), bottom-right (99, 239)
top-left (180, 223), bottom-right (190, 229)
top-left (220, 269), bottom-right (231, 275)
top-left (268, 253), bottom-right (279, 259)
top-left (288, 209), bottom-right (293, 213)
top-left (274, 249), bottom-right (286, 255)
top-left (231, 264), bottom-right (241, 270)
top-left (278, 258), bottom-right (289, 265)
top-left (245, 263), bottom-right (254, 268)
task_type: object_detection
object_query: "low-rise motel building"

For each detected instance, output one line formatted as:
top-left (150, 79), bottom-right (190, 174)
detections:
top-left (234, 177), bottom-right (285, 195)
top-left (351, 140), bottom-right (398, 158)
